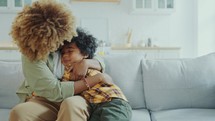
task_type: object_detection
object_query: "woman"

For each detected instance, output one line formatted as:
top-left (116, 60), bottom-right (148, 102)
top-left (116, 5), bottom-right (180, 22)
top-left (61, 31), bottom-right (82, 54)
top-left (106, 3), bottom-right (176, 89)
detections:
top-left (9, 0), bottom-right (109, 121)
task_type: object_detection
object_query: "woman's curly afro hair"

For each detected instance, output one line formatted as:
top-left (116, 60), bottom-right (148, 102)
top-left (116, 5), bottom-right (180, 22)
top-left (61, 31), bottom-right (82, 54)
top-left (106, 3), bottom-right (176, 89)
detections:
top-left (63, 28), bottom-right (98, 59)
top-left (10, 0), bottom-right (77, 61)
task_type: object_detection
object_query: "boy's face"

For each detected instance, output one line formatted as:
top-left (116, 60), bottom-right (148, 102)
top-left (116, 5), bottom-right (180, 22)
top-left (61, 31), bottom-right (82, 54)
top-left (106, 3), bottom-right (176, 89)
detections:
top-left (61, 43), bottom-right (86, 67)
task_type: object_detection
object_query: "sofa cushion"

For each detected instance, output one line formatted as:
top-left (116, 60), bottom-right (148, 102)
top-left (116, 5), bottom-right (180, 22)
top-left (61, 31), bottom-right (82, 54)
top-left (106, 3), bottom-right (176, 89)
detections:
top-left (0, 61), bottom-right (24, 108)
top-left (104, 54), bottom-right (145, 109)
top-left (142, 53), bottom-right (215, 111)
top-left (151, 109), bottom-right (215, 121)
top-left (131, 109), bottom-right (151, 121)
top-left (0, 109), bottom-right (11, 121)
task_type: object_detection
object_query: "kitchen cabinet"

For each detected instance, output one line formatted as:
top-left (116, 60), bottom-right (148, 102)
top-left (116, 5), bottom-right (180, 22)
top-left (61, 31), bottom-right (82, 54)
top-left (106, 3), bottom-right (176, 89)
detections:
top-left (109, 46), bottom-right (180, 59)
top-left (72, 0), bottom-right (120, 2)
top-left (131, 0), bottom-right (175, 14)
top-left (0, 0), bottom-right (32, 13)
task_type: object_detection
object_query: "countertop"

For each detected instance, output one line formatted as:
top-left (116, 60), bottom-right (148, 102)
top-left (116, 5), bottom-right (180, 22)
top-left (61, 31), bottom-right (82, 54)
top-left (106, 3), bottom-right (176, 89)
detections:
top-left (0, 41), bottom-right (18, 50)
top-left (111, 46), bottom-right (181, 50)
top-left (0, 41), bottom-right (180, 51)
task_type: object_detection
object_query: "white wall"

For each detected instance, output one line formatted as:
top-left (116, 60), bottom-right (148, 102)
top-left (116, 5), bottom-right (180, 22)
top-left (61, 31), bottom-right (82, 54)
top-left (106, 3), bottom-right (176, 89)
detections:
top-left (0, 14), bottom-right (15, 41)
top-left (68, 0), bottom-right (197, 57)
top-left (197, 0), bottom-right (215, 56)
top-left (0, 0), bottom-right (200, 58)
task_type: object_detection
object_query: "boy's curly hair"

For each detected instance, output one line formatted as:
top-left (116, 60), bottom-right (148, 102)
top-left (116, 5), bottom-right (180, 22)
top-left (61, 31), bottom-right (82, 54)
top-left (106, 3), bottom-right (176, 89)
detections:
top-left (10, 0), bottom-right (77, 61)
top-left (63, 28), bottom-right (98, 59)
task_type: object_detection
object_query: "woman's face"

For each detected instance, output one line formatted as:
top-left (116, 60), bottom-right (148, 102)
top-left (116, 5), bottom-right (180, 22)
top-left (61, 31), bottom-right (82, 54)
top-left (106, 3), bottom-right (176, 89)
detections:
top-left (61, 43), bottom-right (86, 67)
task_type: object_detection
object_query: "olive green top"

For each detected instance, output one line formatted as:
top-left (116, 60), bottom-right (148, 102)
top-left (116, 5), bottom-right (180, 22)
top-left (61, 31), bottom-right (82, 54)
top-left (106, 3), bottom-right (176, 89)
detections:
top-left (16, 52), bottom-right (105, 102)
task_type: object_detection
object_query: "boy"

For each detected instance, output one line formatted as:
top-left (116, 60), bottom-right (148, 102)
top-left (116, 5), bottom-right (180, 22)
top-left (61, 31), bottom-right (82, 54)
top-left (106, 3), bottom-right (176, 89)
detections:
top-left (61, 28), bottom-right (132, 121)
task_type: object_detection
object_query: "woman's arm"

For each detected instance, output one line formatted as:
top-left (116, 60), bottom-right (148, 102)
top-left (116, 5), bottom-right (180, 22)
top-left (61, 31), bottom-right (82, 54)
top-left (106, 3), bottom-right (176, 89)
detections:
top-left (22, 55), bottom-right (75, 102)
top-left (23, 54), bottom-right (106, 101)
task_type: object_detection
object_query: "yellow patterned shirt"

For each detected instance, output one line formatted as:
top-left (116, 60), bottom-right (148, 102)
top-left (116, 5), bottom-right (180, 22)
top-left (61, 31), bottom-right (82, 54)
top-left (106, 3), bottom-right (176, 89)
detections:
top-left (62, 69), bottom-right (127, 103)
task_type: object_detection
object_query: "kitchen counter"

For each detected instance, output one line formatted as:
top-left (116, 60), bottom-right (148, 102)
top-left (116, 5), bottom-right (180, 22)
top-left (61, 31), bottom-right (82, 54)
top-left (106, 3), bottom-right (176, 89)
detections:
top-left (0, 46), bottom-right (18, 50)
top-left (0, 41), bottom-right (18, 50)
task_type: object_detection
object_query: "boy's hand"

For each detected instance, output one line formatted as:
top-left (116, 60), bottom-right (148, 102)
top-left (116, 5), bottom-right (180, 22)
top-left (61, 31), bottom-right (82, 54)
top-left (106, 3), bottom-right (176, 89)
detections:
top-left (69, 72), bottom-right (77, 81)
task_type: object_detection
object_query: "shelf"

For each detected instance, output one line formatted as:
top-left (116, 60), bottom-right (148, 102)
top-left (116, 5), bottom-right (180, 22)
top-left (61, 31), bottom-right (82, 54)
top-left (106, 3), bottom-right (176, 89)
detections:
top-left (110, 46), bottom-right (181, 59)
top-left (72, 0), bottom-right (120, 2)
top-left (0, 46), bottom-right (18, 50)
top-left (0, 41), bottom-right (18, 50)
top-left (111, 46), bottom-right (180, 50)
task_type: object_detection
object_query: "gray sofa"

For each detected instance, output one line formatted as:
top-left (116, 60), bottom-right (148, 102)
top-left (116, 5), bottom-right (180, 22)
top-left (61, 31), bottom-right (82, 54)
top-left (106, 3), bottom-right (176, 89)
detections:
top-left (1, 53), bottom-right (215, 121)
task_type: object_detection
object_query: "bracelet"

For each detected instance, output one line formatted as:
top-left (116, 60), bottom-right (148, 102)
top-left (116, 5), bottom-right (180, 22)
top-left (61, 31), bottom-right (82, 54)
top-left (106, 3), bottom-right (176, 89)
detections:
top-left (83, 78), bottom-right (91, 90)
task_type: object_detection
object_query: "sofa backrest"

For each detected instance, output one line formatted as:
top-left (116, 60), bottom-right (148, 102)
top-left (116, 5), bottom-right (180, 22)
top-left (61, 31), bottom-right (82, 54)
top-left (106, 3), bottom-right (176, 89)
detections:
top-left (142, 53), bottom-right (215, 111)
top-left (0, 54), bottom-right (146, 109)
top-left (0, 60), bottom-right (24, 109)
top-left (104, 54), bottom-right (146, 109)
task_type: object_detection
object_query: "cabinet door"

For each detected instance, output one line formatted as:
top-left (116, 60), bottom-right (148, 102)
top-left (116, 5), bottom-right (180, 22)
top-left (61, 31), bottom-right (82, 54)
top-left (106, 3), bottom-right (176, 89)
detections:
top-left (0, 0), bottom-right (32, 13)
top-left (131, 0), bottom-right (174, 14)
top-left (0, 0), bottom-right (8, 11)
top-left (131, 0), bottom-right (154, 14)
top-left (135, 0), bottom-right (153, 9)
top-left (155, 0), bottom-right (175, 13)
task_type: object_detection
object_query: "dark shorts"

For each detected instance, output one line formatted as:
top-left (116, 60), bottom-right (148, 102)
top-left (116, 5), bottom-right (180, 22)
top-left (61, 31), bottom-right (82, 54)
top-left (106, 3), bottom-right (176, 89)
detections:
top-left (89, 98), bottom-right (132, 121)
